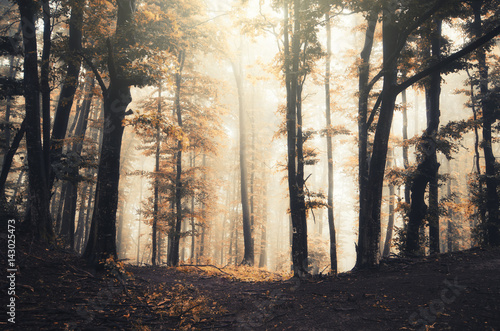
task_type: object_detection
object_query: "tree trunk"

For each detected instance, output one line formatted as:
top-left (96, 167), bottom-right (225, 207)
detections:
top-left (198, 154), bottom-right (207, 263)
top-left (472, 0), bottom-right (500, 246)
top-left (325, 11), bottom-right (337, 274)
top-left (18, 0), bottom-right (53, 242)
top-left (152, 83), bottom-right (161, 266)
top-left (0, 119), bottom-right (26, 195)
top-left (357, 9), bottom-right (396, 270)
top-left (258, 169), bottom-right (268, 268)
top-left (83, 0), bottom-right (136, 268)
top-left (466, 68), bottom-right (486, 226)
top-left (49, 0), bottom-right (84, 190)
top-left (284, 0), bottom-right (308, 278)
top-left (402, 87), bottom-right (411, 204)
top-left (167, 51), bottom-right (185, 267)
top-left (383, 148), bottom-right (395, 258)
top-left (428, 19), bottom-right (442, 255)
top-left (190, 152), bottom-right (196, 261)
top-left (356, 9), bottom-right (378, 269)
top-left (60, 77), bottom-right (94, 250)
top-left (41, 0), bottom-right (52, 180)
top-left (3, 23), bottom-right (21, 156)
top-left (75, 180), bottom-right (88, 253)
top-left (406, 19), bottom-right (442, 256)
top-left (231, 55), bottom-right (254, 266)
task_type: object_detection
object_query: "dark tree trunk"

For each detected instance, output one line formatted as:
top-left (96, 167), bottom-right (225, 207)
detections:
top-left (466, 68), bottom-right (486, 226)
top-left (198, 154), bottom-right (207, 263)
top-left (402, 88), bottom-right (411, 204)
top-left (167, 51), bottom-right (185, 267)
top-left (427, 19), bottom-right (442, 255)
top-left (190, 152), bottom-right (196, 261)
top-left (284, 0), bottom-right (308, 278)
top-left (406, 19), bottom-right (442, 256)
top-left (231, 55), bottom-right (254, 266)
top-left (60, 78), bottom-right (94, 250)
top-left (258, 169), bottom-right (268, 268)
top-left (55, 182), bottom-right (68, 232)
top-left (357, 10), bottom-right (398, 269)
top-left (61, 182), bottom-right (77, 247)
top-left (49, 0), bottom-right (83, 190)
top-left (75, 180), bottom-right (88, 253)
top-left (472, 0), bottom-right (500, 246)
top-left (356, 10), bottom-right (378, 269)
top-left (325, 11), bottom-right (337, 274)
top-left (41, 0), bottom-right (51, 180)
top-left (83, 0), bottom-right (136, 268)
top-left (383, 148), bottom-right (396, 258)
top-left (0, 119), bottom-right (26, 195)
top-left (18, 0), bottom-right (53, 242)
top-left (152, 83), bottom-right (161, 266)
top-left (3, 24), bottom-right (21, 156)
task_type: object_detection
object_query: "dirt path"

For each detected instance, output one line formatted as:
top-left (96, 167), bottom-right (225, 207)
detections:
top-left (2, 237), bottom-right (499, 330)
top-left (130, 248), bottom-right (500, 330)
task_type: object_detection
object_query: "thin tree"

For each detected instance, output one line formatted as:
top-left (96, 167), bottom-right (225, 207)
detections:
top-left (324, 11), bottom-right (337, 275)
top-left (231, 53), bottom-right (254, 266)
top-left (167, 51), bottom-right (186, 267)
top-left (152, 83), bottom-right (161, 266)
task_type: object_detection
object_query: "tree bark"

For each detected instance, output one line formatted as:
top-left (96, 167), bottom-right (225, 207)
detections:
top-left (231, 54), bottom-right (254, 266)
top-left (167, 51), bottom-right (185, 267)
top-left (472, 0), bottom-right (500, 246)
top-left (3, 23), bottom-right (21, 157)
top-left (357, 8), bottom-right (397, 269)
top-left (49, 0), bottom-right (84, 190)
top-left (356, 9), bottom-right (378, 268)
top-left (406, 19), bottom-right (442, 256)
top-left (18, 0), bottom-right (53, 242)
top-left (284, 0), bottom-right (308, 278)
top-left (402, 87), bottom-right (411, 204)
top-left (60, 77), bottom-right (94, 250)
top-left (190, 152), bottom-right (196, 261)
top-left (41, 0), bottom-right (51, 180)
top-left (325, 11), bottom-right (337, 274)
top-left (0, 119), bottom-right (26, 195)
top-left (83, 0), bottom-right (136, 268)
top-left (152, 83), bottom-right (161, 266)
top-left (383, 148), bottom-right (395, 258)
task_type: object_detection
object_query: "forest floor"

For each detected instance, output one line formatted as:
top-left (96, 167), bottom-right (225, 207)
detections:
top-left (1, 235), bottom-right (500, 330)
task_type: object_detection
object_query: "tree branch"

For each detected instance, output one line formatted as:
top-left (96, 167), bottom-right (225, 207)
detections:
top-left (79, 52), bottom-right (107, 94)
top-left (397, 24), bottom-right (500, 94)
top-left (367, 69), bottom-right (383, 91)
top-left (367, 91), bottom-right (383, 129)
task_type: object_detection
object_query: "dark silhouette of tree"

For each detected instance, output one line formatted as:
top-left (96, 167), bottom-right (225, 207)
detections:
top-left (83, 0), bottom-right (136, 268)
top-left (17, 0), bottom-right (53, 242)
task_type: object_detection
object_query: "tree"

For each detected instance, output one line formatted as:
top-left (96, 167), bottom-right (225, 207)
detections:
top-left (282, 0), bottom-right (326, 278)
top-left (471, 0), bottom-right (500, 247)
top-left (231, 53), bottom-right (254, 266)
top-left (17, 0), bottom-right (53, 242)
top-left (355, 5), bottom-right (379, 269)
top-left (49, 0), bottom-right (84, 190)
top-left (324, 10), bottom-right (337, 274)
top-left (406, 18), bottom-right (443, 256)
top-left (83, 0), bottom-right (137, 268)
top-left (356, 0), bottom-right (500, 268)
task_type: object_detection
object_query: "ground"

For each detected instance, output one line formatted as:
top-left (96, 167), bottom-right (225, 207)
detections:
top-left (1, 235), bottom-right (499, 330)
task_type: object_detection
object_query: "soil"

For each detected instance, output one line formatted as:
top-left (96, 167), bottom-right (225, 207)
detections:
top-left (1, 235), bottom-right (499, 330)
